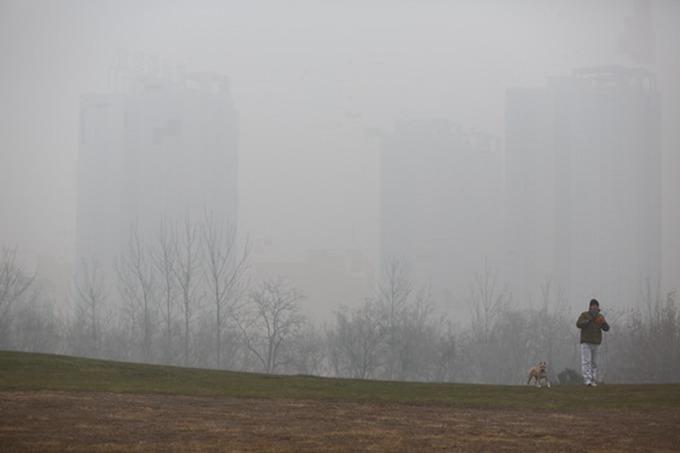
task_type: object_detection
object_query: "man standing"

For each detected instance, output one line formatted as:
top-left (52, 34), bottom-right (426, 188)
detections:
top-left (576, 299), bottom-right (610, 386)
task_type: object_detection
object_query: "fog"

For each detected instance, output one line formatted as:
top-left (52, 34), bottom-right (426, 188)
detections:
top-left (1, 1), bottom-right (679, 382)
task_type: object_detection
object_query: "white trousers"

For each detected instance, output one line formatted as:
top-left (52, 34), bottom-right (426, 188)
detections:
top-left (580, 343), bottom-right (599, 384)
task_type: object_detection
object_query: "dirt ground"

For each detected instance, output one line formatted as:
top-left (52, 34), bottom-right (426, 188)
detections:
top-left (1, 391), bottom-right (679, 452)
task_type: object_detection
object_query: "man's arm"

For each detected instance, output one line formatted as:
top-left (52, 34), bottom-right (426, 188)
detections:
top-left (602, 321), bottom-right (610, 332)
top-left (576, 312), bottom-right (592, 329)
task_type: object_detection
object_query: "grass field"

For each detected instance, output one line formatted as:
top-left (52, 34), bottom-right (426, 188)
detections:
top-left (1, 350), bottom-right (679, 451)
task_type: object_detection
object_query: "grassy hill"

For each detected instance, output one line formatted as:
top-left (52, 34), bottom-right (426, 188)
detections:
top-left (1, 350), bottom-right (679, 410)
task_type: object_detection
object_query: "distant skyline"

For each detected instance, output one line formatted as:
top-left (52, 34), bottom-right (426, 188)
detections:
top-left (506, 66), bottom-right (661, 311)
top-left (77, 71), bottom-right (239, 277)
top-left (1, 1), bottom-right (679, 318)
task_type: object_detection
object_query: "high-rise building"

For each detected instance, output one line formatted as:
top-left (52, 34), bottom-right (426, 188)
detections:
top-left (505, 66), bottom-right (661, 308)
top-left (381, 119), bottom-right (504, 315)
top-left (77, 71), bottom-right (238, 273)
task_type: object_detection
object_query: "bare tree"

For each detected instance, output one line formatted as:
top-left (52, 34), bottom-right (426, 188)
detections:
top-left (116, 224), bottom-right (157, 362)
top-left (468, 261), bottom-right (510, 345)
top-left (11, 284), bottom-right (63, 354)
top-left (152, 218), bottom-right (179, 363)
top-left (328, 300), bottom-right (386, 379)
top-left (376, 258), bottom-right (412, 379)
top-left (283, 323), bottom-right (327, 376)
top-left (173, 217), bottom-right (203, 366)
top-left (236, 278), bottom-right (304, 374)
top-left (467, 261), bottom-right (511, 383)
top-left (434, 320), bottom-right (463, 382)
top-left (395, 288), bottom-right (439, 381)
top-left (0, 247), bottom-right (36, 344)
top-left (613, 281), bottom-right (680, 383)
top-left (201, 211), bottom-right (250, 368)
top-left (491, 309), bottom-right (531, 384)
top-left (329, 280), bottom-right (441, 382)
top-left (532, 279), bottom-right (572, 379)
top-left (74, 259), bottom-right (107, 356)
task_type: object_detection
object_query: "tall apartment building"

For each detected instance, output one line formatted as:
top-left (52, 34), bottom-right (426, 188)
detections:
top-left (77, 72), bottom-right (238, 274)
top-left (381, 119), bottom-right (504, 314)
top-left (505, 66), bottom-right (661, 308)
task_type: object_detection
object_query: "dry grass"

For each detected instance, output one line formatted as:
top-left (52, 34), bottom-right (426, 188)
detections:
top-left (2, 391), bottom-right (679, 452)
top-left (2, 351), bottom-right (679, 451)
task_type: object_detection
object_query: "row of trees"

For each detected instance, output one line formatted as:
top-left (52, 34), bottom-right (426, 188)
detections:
top-left (1, 233), bottom-right (679, 383)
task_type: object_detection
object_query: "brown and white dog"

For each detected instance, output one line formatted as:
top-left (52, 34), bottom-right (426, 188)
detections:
top-left (527, 361), bottom-right (551, 388)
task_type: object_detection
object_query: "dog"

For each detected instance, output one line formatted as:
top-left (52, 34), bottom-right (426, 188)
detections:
top-left (527, 361), bottom-right (551, 388)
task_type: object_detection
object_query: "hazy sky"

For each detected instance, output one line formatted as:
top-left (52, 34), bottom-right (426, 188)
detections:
top-left (1, 1), bottom-right (679, 298)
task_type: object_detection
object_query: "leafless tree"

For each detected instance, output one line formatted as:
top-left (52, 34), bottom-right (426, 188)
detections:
top-left (491, 309), bottom-right (532, 384)
top-left (468, 261), bottom-right (510, 345)
top-left (236, 278), bottom-right (304, 374)
top-left (201, 211), bottom-right (250, 368)
top-left (0, 247), bottom-right (36, 343)
top-left (74, 258), bottom-right (107, 356)
top-left (152, 218), bottom-right (179, 363)
top-left (467, 261), bottom-right (511, 383)
top-left (283, 323), bottom-right (327, 376)
top-left (646, 290), bottom-right (680, 382)
top-left (173, 217), bottom-right (203, 366)
top-left (532, 279), bottom-right (573, 379)
top-left (328, 300), bottom-right (386, 379)
top-left (11, 285), bottom-right (63, 354)
top-left (610, 280), bottom-right (680, 383)
top-left (434, 320), bottom-right (464, 382)
top-left (376, 258), bottom-right (412, 379)
top-left (395, 288), bottom-right (439, 381)
top-left (116, 224), bottom-right (157, 362)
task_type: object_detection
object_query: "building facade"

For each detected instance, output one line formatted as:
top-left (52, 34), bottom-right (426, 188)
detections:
top-left (505, 66), bottom-right (661, 308)
top-left (77, 72), bottom-right (238, 275)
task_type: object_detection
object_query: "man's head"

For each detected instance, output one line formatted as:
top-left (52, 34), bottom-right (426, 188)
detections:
top-left (589, 299), bottom-right (600, 313)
